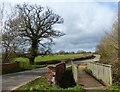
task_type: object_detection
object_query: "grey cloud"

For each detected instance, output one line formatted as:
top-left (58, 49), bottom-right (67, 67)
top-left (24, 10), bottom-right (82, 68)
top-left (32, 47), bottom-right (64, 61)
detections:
top-left (3, 2), bottom-right (116, 52)
top-left (50, 2), bottom-right (116, 52)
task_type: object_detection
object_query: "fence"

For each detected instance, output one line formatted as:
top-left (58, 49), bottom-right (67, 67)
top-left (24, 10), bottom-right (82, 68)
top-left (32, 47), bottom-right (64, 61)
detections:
top-left (87, 62), bottom-right (112, 86)
top-left (71, 61), bottom-right (78, 85)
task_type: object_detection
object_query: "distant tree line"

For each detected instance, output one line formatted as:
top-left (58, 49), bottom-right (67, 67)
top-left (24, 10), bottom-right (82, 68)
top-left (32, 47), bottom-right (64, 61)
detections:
top-left (54, 50), bottom-right (92, 55)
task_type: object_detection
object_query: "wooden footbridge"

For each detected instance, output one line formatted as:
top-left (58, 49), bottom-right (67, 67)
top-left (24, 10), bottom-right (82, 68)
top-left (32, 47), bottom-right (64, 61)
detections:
top-left (71, 61), bottom-right (112, 90)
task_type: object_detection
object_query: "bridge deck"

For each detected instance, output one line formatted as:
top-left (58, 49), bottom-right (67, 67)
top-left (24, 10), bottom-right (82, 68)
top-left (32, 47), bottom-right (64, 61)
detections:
top-left (77, 64), bottom-right (105, 89)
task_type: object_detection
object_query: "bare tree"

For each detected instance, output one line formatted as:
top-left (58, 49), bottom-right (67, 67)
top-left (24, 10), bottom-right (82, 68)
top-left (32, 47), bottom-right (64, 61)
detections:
top-left (5, 3), bottom-right (65, 64)
top-left (1, 3), bottom-right (25, 63)
top-left (2, 27), bottom-right (25, 63)
top-left (97, 18), bottom-right (120, 85)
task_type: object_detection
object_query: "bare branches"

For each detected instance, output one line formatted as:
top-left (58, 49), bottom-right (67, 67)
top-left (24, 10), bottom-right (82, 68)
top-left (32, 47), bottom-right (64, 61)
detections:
top-left (96, 18), bottom-right (120, 84)
top-left (4, 3), bottom-right (65, 64)
top-left (13, 4), bottom-right (64, 42)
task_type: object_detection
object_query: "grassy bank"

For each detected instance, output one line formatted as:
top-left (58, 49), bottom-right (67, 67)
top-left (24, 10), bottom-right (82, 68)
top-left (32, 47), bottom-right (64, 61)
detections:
top-left (14, 67), bottom-right (85, 91)
top-left (13, 54), bottom-right (83, 62)
top-left (108, 85), bottom-right (120, 91)
top-left (2, 64), bottom-right (47, 75)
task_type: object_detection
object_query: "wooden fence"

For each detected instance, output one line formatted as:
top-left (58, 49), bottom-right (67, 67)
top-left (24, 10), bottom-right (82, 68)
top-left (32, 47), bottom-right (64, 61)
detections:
top-left (87, 62), bottom-right (112, 86)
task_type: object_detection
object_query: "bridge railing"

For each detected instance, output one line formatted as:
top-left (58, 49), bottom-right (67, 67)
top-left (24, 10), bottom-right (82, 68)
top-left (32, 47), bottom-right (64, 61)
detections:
top-left (87, 62), bottom-right (112, 86)
top-left (71, 61), bottom-right (78, 85)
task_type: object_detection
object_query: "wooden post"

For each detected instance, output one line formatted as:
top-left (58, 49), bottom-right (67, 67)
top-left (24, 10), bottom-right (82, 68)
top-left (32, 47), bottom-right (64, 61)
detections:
top-left (109, 65), bottom-right (112, 85)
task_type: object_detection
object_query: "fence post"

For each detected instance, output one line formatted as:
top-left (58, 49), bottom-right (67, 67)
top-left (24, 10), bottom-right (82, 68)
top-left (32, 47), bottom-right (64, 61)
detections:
top-left (109, 65), bottom-right (112, 85)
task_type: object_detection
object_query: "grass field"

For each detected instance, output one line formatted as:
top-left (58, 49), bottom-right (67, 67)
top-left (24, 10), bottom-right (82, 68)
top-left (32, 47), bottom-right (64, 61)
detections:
top-left (13, 54), bottom-right (83, 63)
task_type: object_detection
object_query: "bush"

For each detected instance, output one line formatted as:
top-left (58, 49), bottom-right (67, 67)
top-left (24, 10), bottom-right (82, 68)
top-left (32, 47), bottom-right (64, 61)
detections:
top-left (97, 19), bottom-right (120, 85)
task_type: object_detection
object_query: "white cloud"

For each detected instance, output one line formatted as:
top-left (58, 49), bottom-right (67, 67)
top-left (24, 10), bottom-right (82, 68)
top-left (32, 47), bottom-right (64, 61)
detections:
top-left (1, 0), bottom-right (118, 3)
top-left (1, 1), bottom-right (117, 52)
top-left (46, 2), bottom-right (117, 52)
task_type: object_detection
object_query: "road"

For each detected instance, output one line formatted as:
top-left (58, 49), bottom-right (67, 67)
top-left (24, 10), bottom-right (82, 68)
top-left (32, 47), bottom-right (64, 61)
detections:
top-left (2, 55), bottom-right (100, 91)
top-left (2, 67), bottom-right (48, 91)
top-left (66, 55), bottom-right (100, 67)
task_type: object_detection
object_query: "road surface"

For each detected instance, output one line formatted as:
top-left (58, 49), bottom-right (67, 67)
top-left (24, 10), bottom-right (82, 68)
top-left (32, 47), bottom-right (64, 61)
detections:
top-left (66, 55), bottom-right (100, 67)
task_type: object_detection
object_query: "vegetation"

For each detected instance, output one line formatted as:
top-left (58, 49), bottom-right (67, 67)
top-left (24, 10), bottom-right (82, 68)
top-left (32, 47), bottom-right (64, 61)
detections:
top-left (96, 18), bottom-right (120, 86)
top-left (2, 64), bottom-right (47, 75)
top-left (3, 54), bottom-right (94, 75)
top-left (15, 67), bottom-right (85, 91)
top-left (2, 3), bottom-right (65, 64)
top-left (55, 50), bottom-right (92, 55)
top-left (3, 54), bottom-right (83, 74)
top-left (108, 85), bottom-right (120, 91)
top-left (2, 67), bottom-right (29, 75)
top-left (13, 54), bottom-right (83, 62)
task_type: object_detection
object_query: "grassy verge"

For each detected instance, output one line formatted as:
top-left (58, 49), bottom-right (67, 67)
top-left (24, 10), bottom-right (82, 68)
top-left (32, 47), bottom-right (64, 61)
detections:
top-left (2, 64), bottom-right (47, 75)
top-left (14, 67), bottom-right (85, 91)
top-left (107, 85), bottom-right (120, 91)
top-left (2, 67), bottom-right (29, 74)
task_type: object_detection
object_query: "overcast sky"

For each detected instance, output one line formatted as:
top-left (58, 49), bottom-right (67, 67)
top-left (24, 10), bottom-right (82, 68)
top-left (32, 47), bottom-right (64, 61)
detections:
top-left (1, 0), bottom-right (118, 52)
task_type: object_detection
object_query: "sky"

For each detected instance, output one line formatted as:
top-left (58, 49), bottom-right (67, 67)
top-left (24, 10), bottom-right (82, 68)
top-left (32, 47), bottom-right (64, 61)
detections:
top-left (1, 0), bottom-right (118, 53)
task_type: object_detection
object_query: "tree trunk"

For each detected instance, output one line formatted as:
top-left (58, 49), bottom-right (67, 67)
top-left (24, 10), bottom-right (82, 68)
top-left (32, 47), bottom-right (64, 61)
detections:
top-left (29, 56), bottom-right (35, 65)
top-left (29, 39), bottom-right (38, 65)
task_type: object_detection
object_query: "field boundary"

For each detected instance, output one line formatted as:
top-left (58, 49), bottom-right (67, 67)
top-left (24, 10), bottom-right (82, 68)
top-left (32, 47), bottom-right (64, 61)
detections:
top-left (36, 54), bottom-right (94, 65)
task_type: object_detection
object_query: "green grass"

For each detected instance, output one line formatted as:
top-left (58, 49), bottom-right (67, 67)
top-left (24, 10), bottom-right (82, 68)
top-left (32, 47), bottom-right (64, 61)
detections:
top-left (35, 54), bottom-right (83, 62)
top-left (2, 67), bottom-right (29, 74)
top-left (11, 54), bottom-right (84, 73)
top-left (14, 57), bottom-right (29, 62)
top-left (108, 85), bottom-right (120, 91)
top-left (13, 54), bottom-right (83, 63)
top-left (3, 54), bottom-right (85, 75)
top-left (15, 67), bottom-right (85, 91)
top-left (2, 64), bottom-right (47, 75)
